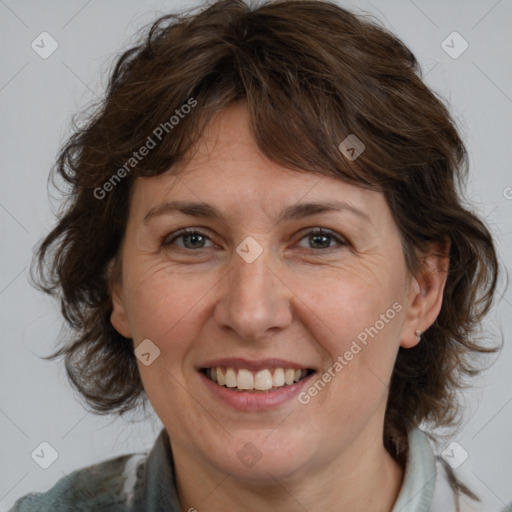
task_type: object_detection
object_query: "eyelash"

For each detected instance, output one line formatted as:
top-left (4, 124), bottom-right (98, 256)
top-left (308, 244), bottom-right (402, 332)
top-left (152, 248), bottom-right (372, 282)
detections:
top-left (162, 227), bottom-right (347, 252)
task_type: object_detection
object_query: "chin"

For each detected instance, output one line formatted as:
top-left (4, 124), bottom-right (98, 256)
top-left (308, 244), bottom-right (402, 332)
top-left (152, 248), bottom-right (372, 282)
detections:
top-left (204, 432), bottom-right (315, 482)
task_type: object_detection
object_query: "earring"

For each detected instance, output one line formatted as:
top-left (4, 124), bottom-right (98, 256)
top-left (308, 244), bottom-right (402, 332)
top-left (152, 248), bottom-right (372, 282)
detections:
top-left (415, 329), bottom-right (422, 340)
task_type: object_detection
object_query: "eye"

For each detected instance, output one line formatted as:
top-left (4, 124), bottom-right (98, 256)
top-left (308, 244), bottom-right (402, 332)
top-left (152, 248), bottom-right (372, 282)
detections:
top-left (162, 228), bottom-right (214, 250)
top-left (295, 228), bottom-right (347, 250)
top-left (161, 227), bottom-right (347, 252)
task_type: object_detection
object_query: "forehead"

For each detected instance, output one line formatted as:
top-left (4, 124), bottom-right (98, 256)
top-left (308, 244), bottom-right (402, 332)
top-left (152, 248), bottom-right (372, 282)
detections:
top-left (129, 103), bottom-right (388, 225)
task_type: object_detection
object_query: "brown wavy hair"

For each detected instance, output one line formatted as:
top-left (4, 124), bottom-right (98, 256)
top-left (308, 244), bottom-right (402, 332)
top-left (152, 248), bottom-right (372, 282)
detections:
top-left (31, 0), bottom-right (499, 465)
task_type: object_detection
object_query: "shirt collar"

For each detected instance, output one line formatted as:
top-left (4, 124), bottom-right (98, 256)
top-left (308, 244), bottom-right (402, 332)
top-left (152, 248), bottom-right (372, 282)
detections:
top-left (392, 427), bottom-right (437, 512)
top-left (142, 428), bottom-right (181, 511)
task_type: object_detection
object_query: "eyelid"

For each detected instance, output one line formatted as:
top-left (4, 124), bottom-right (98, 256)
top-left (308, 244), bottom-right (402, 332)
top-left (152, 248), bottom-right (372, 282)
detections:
top-left (162, 226), bottom-right (348, 251)
top-left (162, 227), bottom-right (213, 247)
top-left (293, 227), bottom-right (348, 249)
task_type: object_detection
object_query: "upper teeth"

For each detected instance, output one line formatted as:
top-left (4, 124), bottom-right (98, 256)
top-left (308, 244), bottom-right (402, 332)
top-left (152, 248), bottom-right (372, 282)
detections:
top-left (206, 367), bottom-right (308, 391)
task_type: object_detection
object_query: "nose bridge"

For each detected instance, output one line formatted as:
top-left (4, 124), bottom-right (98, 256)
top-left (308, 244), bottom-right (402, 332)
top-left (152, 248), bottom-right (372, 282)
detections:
top-left (214, 238), bottom-right (292, 340)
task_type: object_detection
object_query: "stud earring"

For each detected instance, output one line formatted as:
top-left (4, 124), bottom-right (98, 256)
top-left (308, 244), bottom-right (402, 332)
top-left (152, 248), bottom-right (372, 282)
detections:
top-left (415, 329), bottom-right (422, 340)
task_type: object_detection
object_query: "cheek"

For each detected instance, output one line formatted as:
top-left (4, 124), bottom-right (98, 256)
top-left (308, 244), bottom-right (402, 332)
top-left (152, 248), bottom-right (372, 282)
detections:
top-left (124, 265), bottom-right (217, 353)
top-left (297, 265), bottom-right (399, 343)
top-left (124, 268), bottom-right (216, 421)
top-left (291, 263), bottom-right (404, 400)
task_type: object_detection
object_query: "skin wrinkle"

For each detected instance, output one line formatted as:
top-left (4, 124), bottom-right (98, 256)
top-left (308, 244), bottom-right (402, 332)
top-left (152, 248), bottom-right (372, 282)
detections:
top-left (110, 103), bottom-right (449, 512)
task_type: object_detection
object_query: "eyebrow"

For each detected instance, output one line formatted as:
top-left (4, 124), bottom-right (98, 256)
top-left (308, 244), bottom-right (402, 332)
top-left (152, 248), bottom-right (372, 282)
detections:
top-left (143, 200), bottom-right (372, 225)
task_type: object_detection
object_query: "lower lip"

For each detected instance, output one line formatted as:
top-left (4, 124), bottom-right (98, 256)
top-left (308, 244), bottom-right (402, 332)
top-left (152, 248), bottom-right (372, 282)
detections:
top-left (199, 371), bottom-right (315, 411)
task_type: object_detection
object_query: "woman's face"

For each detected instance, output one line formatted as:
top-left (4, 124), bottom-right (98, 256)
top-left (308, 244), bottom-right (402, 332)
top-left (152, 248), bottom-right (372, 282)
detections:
top-left (111, 103), bottom-right (441, 483)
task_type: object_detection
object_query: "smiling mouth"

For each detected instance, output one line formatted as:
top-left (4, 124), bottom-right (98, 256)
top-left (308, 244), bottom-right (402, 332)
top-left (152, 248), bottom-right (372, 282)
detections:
top-left (200, 367), bottom-right (315, 392)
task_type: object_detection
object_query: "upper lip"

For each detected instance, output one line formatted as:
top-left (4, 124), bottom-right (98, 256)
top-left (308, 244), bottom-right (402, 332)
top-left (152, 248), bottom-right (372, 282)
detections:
top-left (198, 358), bottom-right (315, 372)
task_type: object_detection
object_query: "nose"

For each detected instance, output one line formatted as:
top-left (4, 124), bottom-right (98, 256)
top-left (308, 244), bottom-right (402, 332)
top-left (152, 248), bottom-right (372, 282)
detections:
top-left (213, 243), bottom-right (293, 342)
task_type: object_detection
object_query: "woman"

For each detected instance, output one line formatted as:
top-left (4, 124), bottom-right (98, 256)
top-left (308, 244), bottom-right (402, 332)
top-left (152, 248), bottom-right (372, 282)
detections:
top-left (10, 0), bottom-right (502, 510)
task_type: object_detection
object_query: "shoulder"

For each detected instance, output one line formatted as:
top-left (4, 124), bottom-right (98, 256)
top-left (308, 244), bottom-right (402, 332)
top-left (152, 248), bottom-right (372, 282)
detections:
top-left (8, 452), bottom-right (148, 512)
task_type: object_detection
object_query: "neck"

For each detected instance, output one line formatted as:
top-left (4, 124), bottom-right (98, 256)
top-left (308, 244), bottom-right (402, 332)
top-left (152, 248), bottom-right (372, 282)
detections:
top-left (171, 429), bottom-right (405, 512)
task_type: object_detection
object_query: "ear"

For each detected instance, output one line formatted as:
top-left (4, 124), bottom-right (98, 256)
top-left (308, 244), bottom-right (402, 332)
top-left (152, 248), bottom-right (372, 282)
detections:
top-left (400, 239), bottom-right (450, 349)
top-left (107, 258), bottom-right (132, 339)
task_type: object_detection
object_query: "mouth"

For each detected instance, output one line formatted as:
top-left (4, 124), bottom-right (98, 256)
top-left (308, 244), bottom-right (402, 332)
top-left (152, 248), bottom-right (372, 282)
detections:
top-left (199, 367), bottom-right (315, 393)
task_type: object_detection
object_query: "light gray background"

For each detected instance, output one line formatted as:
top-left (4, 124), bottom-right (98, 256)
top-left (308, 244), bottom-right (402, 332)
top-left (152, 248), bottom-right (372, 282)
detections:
top-left (1, 0), bottom-right (511, 510)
